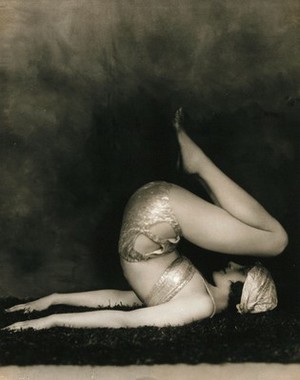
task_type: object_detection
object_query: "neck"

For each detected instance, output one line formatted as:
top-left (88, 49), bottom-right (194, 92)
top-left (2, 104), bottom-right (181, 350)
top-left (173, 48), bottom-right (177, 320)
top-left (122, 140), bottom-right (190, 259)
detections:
top-left (206, 282), bottom-right (230, 314)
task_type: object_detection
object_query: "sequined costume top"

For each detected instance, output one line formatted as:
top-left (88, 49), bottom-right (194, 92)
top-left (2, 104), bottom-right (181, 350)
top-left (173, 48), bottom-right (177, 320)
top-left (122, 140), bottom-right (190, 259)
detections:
top-left (145, 255), bottom-right (216, 317)
top-left (119, 181), bottom-right (182, 262)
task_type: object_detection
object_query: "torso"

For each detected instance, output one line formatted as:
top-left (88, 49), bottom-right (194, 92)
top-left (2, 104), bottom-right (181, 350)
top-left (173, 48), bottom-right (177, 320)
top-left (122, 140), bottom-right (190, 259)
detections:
top-left (121, 251), bottom-right (215, 315)
top-left (119, 181), bottom-right (216, 315)
top-left (120, 251), bottom-right (180, 301)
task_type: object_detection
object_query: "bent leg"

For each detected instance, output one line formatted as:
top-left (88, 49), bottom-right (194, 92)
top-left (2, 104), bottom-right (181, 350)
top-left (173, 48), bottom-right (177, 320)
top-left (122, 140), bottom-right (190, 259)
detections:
top-left (170, 185), bottom-right (284, 256)
top-left (173, 109), bottom-right (288, 256)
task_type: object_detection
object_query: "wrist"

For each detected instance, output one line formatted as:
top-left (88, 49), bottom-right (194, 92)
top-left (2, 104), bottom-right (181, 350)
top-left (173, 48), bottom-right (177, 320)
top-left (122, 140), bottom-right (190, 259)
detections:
top-left (54, 313), bottom-right (72, 328)
top-left (45, 314), bottom-right (57, 328)
top-left (49, 292), bottom-right (59, 306)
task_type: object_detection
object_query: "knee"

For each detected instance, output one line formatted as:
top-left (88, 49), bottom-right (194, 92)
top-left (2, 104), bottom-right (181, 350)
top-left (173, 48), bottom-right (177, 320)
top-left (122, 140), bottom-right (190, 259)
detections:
top-left (270, 226), bottom-right (289, 256)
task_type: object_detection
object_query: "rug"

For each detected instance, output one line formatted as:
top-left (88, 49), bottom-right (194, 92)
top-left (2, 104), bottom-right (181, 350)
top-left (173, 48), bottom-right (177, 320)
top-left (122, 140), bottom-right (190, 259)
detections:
top-left (0, 298), bottom-right (299, 366)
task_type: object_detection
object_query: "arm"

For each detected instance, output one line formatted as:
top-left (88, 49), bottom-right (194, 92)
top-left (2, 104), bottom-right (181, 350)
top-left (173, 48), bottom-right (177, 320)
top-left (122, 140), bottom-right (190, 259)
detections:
top-left (4, 295), bottom-right (213, 330)
top-left (53, 289), bottom-right (143, 308)
top-left (5, 290), bottom-right (142, 313)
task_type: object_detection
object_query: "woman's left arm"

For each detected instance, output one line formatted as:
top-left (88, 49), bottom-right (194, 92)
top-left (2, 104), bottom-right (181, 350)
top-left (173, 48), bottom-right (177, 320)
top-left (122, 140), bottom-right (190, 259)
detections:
top-left (3, 295), bottom-right (213, 330)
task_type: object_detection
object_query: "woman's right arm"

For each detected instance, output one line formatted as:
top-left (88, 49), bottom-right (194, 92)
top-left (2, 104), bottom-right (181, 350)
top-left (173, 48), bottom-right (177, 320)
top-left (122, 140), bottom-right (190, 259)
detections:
top-left (5, 290), bottom-right (143, 313)
top-left (4, 294), bottom-right (213, 330)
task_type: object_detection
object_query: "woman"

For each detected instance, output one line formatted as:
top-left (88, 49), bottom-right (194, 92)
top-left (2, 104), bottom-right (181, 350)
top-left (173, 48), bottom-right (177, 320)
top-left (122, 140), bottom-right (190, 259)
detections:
top-left (4, 109), bottom-right (288, 330)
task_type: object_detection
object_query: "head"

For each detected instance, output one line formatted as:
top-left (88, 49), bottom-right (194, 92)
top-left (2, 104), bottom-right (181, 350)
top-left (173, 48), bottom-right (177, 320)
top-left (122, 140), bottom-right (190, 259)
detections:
top-left (213, 261), bottom-right (278, 314)
top-left (213, 261), bottom-right (248, 290)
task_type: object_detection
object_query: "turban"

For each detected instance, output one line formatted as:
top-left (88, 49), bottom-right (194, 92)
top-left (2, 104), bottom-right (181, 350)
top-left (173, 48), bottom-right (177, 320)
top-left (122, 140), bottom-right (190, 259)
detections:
top-left (236, 263), bottom-right (278, 314)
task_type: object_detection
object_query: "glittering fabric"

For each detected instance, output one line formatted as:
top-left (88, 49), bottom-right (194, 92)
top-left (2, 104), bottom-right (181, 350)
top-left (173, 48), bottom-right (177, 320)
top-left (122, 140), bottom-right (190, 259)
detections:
top-left (119, 181), bottom-right (182, 262)
top-left (144, 256), bottom-right (196, 306)
top-left (236, 263), bottom-right (278, 314)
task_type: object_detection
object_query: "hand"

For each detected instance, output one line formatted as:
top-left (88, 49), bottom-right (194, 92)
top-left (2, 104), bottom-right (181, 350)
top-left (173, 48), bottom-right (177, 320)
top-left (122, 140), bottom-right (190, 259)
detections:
top-left (5, 294), bottom-right (55, 314)
top-left (3, 315), bottom-right (55, 331)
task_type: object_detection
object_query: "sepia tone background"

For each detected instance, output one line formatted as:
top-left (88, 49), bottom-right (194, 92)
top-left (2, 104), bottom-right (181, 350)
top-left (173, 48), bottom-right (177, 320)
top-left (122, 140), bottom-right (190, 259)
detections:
top-left (0, 0), bottom-right (299, 313)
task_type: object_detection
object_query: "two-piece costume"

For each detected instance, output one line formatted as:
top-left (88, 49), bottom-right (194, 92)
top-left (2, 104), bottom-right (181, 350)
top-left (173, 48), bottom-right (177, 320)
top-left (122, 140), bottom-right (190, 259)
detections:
top-left (119, 181), bottom-right (216, 315)
top-left (119, 181), bottom-right (277, 316)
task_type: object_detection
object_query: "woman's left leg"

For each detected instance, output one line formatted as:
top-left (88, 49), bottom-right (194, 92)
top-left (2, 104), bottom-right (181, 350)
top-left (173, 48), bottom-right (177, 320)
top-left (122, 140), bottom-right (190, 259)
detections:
top-left (171, 109), bottom-right (288, 257)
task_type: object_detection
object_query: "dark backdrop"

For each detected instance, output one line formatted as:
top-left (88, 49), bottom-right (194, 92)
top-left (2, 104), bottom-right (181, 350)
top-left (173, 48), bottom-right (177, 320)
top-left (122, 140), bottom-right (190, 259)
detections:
top-left (0, 0), bottom-right (299, 312)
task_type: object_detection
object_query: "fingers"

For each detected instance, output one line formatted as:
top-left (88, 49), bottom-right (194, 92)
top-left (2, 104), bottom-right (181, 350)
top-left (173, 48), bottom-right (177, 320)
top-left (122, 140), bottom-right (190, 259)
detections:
top-left (5, 304), bottom-right (25, 313)
top-left (5, 297), bottom-right (52, 314)
top-left (5, 303), bottom-right (32, 314)
top-left (2, 321), bottom-right (30, 331)
top-left (2, 315), bottom-right (53, 331)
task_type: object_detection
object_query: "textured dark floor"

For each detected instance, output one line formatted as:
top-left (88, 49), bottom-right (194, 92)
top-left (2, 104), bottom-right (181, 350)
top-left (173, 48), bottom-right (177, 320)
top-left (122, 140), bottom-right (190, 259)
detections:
top-left (0, 298), bottom-right (299, 366)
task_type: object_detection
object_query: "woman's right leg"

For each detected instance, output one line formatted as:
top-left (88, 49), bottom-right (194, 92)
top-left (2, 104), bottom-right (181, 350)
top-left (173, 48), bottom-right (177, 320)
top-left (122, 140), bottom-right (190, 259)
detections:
top-left (172, 109), bottom-right (288, 257)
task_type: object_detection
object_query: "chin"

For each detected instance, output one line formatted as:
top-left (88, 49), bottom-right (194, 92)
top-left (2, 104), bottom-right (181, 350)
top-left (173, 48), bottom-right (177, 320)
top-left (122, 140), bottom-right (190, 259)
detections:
top-left (212, 271), bottom-right (218, 284)
top-left (212, 271), bottom-right (225, 288)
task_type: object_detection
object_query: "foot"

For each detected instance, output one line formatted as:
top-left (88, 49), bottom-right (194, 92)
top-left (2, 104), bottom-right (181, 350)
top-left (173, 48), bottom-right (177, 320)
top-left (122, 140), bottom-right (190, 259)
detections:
top-left (173, 107), bottom-right (184, 132)
top-left (173, 108), bottom-right (204, 175)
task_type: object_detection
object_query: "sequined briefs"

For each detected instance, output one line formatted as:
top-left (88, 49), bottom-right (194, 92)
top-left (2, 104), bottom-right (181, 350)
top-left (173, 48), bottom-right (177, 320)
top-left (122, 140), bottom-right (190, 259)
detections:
top-left (119, 181), bottom-right (182, 262)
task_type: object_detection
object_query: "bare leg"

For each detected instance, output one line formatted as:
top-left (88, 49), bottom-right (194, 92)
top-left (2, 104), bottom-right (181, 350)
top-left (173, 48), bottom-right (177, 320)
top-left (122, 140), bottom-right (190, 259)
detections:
top-left (172, 108), bottom-right (288, 256)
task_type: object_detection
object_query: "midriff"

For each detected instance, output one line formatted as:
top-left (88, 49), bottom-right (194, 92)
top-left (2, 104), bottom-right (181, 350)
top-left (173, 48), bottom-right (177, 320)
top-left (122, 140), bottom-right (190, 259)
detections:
top-left (120, 251), bottom-right (179, 302)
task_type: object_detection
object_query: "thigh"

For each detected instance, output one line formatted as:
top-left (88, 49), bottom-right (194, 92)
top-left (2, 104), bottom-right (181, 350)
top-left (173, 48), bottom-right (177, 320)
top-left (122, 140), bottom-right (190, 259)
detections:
top-left (169, 185), bottom-right (274, 255)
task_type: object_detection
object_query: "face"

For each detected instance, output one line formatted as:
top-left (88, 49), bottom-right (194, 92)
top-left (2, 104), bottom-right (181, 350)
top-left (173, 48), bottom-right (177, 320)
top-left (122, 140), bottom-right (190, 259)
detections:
top-left (213, 261), bottom-right (248, 289)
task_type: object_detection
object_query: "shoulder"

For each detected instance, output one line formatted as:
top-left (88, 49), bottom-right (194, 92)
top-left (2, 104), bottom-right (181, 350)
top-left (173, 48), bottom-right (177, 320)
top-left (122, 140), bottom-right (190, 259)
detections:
top-left (124, 294), bottom-right (214, 328)
top-left (167, 293), bottom-right (215, 324)
top-left (188, 294), bottom-right (215, 320)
